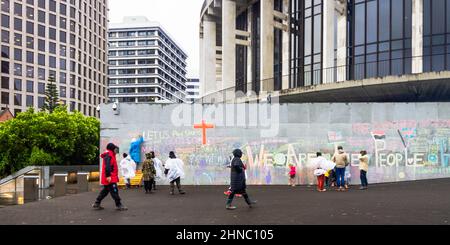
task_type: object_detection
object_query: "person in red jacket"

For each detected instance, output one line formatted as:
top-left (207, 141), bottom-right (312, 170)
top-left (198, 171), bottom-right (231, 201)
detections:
top-left (92, 143), bottom-right (128, 211)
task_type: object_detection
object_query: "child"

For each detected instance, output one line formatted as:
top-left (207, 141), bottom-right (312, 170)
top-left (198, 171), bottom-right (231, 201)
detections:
top-left (142, 153), bottom-right (156, 194)
top-left (344, 165), bottom-right (351, 189)
top-left (288, 164), bottom-right (296, 187)
top-left (226, 149), bottom-right (256, 210)
top-left (359, 150), bottom-right (369, 190)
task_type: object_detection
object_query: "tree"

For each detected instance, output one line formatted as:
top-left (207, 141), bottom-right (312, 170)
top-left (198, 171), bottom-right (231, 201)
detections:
top-left (0, 107), bottom-right (100, 177)
top-left (42, 76), bottom-right (59, 113)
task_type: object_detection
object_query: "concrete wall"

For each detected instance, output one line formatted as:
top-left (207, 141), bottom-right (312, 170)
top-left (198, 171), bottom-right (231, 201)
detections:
top-left (100, 103), bottom-right (450, 185)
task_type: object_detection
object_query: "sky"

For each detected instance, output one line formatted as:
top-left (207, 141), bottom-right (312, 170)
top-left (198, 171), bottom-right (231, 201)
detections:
top-left (108, 0), bottom-right (204, 79)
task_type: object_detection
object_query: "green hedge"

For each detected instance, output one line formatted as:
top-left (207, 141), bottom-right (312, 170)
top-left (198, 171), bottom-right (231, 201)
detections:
top-left (0, 106), bottom-right (100, 177)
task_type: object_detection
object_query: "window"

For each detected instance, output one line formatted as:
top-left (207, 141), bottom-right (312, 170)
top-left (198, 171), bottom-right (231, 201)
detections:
top-left (14, 33), bottom-right (21, 46)
top-left (60, 86), bottom-right (66, 98)
top-left (38, 68), bottom-right (45, 79)
top-left (1, 92), bottom-right (9, 104)
top-left (38, 0), bottom-right (45, 9)
top-left (423, 0), bottom-right (450, 72)
top-left (26, 21), bottom-right (34, 34)
top-left (38, 97), bottom-right (45, 109)
top-left (38, 39), bottom-right (45, 51)
top-left (26, 51), bottom-right (33, 63)
top-left (26, 95), bottom-right (34, 107)
top-left (14, 94), bottom-right (22, 106)
top-left (49, 28), bottom-right (56, 40)
top-left (38, 10), bottom-right (45, 23)
top-left (14, 48), bottom-right (21, 61)
top-left (1, 30), bottom-right (9, 43)
top-left (26, 36), bottom-right (33, 49)
top-left (49, 42), bottom-right (56, 54)
top-left (26, 66), bottom-right (33, 78)
top-left (38, 82), bottom-right (45, 94)
top-left (14, 63), bottom-right (22, 76)
top-left (26, 6), bottom-right (34, 20)
top-left (289, 0), bottom-right (323, 87)
top-left (27, 80), bottom-right (34, 92)
top-left (49, 56), bottom-right (56, 68)
top-left (1, 14), bottom-right (9, 28)
top-left (60, 45), bottom-right (67, 57)
top-left (49, 13), bottom-right (56, 26)
top-left (38, 53), bottom-right (45, 66)
top-left (1, 76), bottom-right (9, 89)
top-left (1, 0), bottom-right (10, 12)
top-left (38, 24), bottom-right (45, 37)
top-left (60, 17), bottom-right (67, 29)
top-left (14, 3), bottom-right (22, 16)
top-left (49, 0), bottom-right (56, 12)
top-left (60, 72), bottom-right (66, 84)
top-left (348, 0), bottom-right (413, 79)
top-left (14, 79), bottom-right (22, 91)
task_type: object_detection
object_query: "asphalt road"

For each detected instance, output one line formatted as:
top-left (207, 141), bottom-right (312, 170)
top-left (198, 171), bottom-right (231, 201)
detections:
top-left (0, 178), bottom-right (449, 225)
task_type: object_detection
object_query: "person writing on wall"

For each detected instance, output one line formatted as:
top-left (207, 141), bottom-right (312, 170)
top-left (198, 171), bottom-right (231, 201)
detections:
top-left (129, 135), bottom-right (144, 170)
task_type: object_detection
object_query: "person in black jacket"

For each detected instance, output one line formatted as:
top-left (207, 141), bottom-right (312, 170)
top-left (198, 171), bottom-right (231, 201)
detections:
top-left (226, 149), bottom-right (256, 210)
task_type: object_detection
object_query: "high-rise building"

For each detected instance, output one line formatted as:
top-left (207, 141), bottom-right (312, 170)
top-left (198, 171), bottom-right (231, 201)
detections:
top-left (0, 0), bottom-right (109, 117)
top-left (186, 78), bottom-right (200, 103)
top-left (199, 0), bottom-right (450, 103)
top-left (108, 16), bottom-right (188, 104)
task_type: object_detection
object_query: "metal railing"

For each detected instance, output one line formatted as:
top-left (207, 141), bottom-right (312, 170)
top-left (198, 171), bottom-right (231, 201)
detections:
top-left (198, 54), bottom-right (450, 104)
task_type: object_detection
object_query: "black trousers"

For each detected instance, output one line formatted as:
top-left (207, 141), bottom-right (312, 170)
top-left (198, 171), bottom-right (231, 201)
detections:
top-left (144, 178), bottom-right (154, 192)
top-left (95, 183), bottom-right (122, 207)
top-left (360, 170), bottom-right (368, 187)
top-left (170, 177), bottom-right (183, 193)
top-left (227, 190), bottom-right (251, 205)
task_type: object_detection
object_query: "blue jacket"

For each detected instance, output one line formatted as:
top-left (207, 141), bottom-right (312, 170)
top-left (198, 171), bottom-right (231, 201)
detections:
top-left (129, 137), bottom-right (144, 163)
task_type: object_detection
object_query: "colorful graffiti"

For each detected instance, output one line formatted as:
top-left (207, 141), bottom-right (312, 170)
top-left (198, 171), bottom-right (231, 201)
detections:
top-left (100, 103), bottom-right (450, 185)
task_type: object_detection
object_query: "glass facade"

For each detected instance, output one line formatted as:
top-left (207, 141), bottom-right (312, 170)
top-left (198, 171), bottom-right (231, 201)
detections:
top-left (289, 0), bottom-right (323, 88)
top-left (423, 0), bottom-right (450, 72)
top-left (235, 10), bottom-right (248, 94)
top-left (251, 0), bottom-right (261, 94)
top-left (348, 0), bottom-right (412, 80)
top-left (274, 0), bottom-right (283, 91)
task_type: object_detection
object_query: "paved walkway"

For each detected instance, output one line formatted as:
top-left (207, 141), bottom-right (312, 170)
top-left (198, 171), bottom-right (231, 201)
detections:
top-left (0, 179), bottom-right (449, 225)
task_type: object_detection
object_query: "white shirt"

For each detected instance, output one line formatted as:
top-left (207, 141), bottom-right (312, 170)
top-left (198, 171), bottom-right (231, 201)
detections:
top-left (119, 156), bottom-right (136, 179)
top-left (165, 158), bottom-right (185, 182)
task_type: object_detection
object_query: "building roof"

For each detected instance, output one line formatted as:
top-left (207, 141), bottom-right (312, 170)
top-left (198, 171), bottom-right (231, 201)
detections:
top-left (109, 16), bottom-right (188, 58)
top-left (0, 108), bottom-right (14, 122)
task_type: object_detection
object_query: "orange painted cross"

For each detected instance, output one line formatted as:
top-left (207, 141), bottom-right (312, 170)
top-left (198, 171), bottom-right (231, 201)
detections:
top-left (194, 120), bottom-right (215, 145)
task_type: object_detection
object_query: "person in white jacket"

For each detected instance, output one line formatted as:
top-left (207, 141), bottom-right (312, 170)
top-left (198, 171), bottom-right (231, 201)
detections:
top-left (150, 151), bottom-right (164, 190)
top-left (164, 151), bottom-right (186, 195)
top-left (119, 153), bottom-right (136, 189)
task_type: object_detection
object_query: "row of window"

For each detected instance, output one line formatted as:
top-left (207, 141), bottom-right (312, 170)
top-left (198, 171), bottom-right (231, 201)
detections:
top-left (109, 87), bottom-right (159, 94)
top-left (1, 75), bottom-right (103, 103)
top-left (109, 30), bottom-right (187, 60)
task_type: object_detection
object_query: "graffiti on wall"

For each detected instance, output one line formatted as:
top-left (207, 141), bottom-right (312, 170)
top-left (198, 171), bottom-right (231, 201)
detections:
top-left (100, 104), bottom-right (450, 185)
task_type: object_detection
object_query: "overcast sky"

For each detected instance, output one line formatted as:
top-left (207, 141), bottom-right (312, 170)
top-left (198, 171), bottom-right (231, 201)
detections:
top-left (109, 0), bottom-right (204, 78)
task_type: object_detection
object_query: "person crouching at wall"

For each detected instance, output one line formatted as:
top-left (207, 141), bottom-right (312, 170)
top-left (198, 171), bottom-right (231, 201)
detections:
top-left (92, 143), bottom-right (128, 211)
top-left (142, 153), bottom-right (157, 194)
top-left (226, 149), bottom-right (257, 210)
top-left (164, 151), bottom-right (186, 195)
